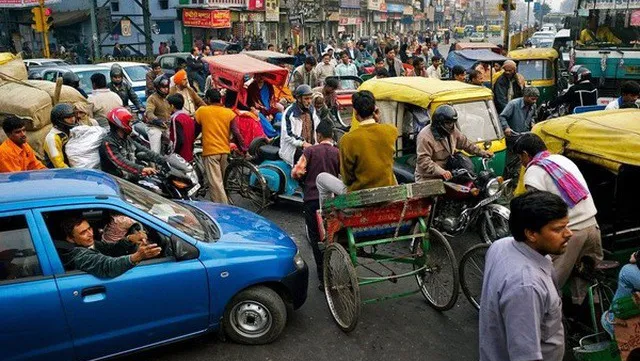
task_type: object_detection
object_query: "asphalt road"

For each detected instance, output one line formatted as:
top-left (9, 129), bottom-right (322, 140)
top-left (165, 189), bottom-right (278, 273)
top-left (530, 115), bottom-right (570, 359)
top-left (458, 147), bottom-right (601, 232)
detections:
top-left (120, 35), bottom-right (508, 361)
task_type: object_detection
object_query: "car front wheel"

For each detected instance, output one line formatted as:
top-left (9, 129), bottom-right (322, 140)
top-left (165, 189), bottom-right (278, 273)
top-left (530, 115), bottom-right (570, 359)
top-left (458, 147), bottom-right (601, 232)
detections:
top-left (223, 286), bottom-right (287, 345)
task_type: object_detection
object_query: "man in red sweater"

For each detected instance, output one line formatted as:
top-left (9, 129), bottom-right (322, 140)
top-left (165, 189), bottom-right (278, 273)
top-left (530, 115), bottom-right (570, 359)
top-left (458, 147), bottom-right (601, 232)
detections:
top-left (167, 93), bottom-right (199, 162)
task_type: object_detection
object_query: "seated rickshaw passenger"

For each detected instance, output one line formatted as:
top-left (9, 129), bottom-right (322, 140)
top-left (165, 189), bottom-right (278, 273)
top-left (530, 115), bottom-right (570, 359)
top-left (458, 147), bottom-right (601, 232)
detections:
top-left (225, 90), bottom-right (273, 141)
top-left (246, 74), bottom-right (285, 123)
top-left (316, 90), bottom-right (398, 206)
top-left (414, 105), bottom-right (492, 181)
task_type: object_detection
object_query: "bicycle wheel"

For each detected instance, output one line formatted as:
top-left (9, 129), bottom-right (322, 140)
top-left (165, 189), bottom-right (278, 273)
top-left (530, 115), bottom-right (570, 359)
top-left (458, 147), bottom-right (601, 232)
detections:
top-left (323, 243), bottom-right (361, 333)
top-left (459, 243), bottom-right (490, 311)
top-left (223, 160), bottom-right (270, 214)
top-left (412, 225), bottom-right (459, 311)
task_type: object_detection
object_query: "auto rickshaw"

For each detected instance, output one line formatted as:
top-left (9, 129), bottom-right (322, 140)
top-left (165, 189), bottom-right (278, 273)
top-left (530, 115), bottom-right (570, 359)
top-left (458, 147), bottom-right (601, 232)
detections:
top-left (488, 25), bottom-right (502, 36)
top-left (507, 47), bottom-right (569, 104)
top-left (454, 26), bottom-right (466, 38)
top-left (355, 77), bottom-right (507, 176)
top-left (528, 109), bottom-right (640, 263)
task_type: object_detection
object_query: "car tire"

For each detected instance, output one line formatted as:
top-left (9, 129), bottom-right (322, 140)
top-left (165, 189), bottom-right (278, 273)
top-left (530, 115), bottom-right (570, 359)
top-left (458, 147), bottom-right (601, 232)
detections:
top-left (223, 286), bottom-right (287, 345)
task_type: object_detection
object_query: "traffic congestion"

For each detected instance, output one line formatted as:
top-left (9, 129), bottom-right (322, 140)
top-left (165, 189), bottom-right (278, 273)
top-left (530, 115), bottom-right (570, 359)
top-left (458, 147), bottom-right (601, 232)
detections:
top-left (1, 0), bottom-right (640, 360)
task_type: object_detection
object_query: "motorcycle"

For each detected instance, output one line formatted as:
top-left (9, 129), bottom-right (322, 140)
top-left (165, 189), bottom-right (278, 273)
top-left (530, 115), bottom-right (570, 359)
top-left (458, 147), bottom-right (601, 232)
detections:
top-left (431, 156), bottom-right (511, 244)
top-left (136, 152), bottom-right (201, 200)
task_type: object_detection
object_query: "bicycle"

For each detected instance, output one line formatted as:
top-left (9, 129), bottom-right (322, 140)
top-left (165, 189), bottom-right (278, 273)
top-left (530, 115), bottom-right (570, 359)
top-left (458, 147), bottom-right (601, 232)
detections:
top-left (459, 243), bottom-right (489, 311)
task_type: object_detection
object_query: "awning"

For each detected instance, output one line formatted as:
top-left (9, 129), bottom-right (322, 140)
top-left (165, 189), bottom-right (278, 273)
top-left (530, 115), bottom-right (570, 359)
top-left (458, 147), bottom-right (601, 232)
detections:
top-left (52, 9), bottom-right (90, 27)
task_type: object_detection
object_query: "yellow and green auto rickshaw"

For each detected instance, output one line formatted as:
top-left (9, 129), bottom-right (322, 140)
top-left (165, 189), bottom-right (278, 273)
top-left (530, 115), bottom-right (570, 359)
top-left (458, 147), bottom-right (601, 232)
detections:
top-left (507, 47), bottom-right (569, 104)
top-left (354, 77), bottom-right (507, 176)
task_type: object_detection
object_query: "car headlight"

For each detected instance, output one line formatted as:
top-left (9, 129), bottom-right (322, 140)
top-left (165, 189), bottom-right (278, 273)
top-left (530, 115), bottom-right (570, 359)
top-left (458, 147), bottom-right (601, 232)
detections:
top-left (485, 178), bottom-right (500, 197)
top-left (293, 250), bottom-right (305, 270)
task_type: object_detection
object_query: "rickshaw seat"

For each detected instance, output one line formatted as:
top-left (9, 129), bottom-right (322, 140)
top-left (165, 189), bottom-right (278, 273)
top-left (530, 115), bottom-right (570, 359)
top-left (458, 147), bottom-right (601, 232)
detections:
top-left (259, 145), bottom-right (281, 161)
top-left (393, 161), bottom-right (415, 183)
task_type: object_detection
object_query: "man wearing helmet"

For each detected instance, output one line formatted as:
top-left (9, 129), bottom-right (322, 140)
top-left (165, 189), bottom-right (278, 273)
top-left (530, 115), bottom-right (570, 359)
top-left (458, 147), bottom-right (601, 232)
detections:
top-left (62, 71), bottom-right (88, 98)
top-left (549, 65), bottom-right (597, 113)
top-left (100, 107), bottom-right (164, 180)
top-left (415, 104), bottom-right (492, 181)
top-left (44, 104), bottom-right (78, 168)
top-left (144, 75), bottom-right (172, 154)
top-left (279, 84), bottom-right (321, 166)
top-left (108, 64), bottom-right (144, 112)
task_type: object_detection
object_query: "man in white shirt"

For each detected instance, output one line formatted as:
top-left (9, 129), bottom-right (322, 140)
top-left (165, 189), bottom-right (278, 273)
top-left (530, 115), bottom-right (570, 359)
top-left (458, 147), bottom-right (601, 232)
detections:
top-left (88, 73), bottom-right (123, 127)
top-left (605, 80), bottom-right (640, 110)
top-left (334, 51), bottom-right (358, 89)
top-left (515, 133), bottom-right (603, 305)
top-left (426, 55), bottom-right (443, 79)
top-left (315, 52), bottom-right (336, 86)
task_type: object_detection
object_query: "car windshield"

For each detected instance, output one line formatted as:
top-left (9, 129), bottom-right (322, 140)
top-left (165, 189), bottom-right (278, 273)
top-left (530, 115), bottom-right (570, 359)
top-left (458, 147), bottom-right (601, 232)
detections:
top-left (124, 65), bottom-right (150, 82)
top-left (76, 69), bottom-right (111, 94)
top-left (453, 100), bottom-right (503, 142)
top-left (115, 178), bottom-right (207, 241)
top-left (517, 59), bottom-right (553, 80)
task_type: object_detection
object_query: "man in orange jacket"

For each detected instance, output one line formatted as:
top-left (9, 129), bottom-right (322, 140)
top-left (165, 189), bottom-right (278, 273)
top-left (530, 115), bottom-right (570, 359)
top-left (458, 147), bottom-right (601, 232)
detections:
top-left (0, 116), bottom-right (46, 173)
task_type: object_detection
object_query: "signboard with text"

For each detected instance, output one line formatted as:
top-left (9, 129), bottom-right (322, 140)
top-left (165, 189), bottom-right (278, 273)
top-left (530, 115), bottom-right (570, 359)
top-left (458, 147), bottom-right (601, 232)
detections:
top-left (265, 0), bottom-right (279, 21)
top-left (182, 9), bottom-right (231, 29)
top-left (340, 0), bottom-right (360, 9)
top-left (0, 0), bottom-right (59, 8)
top-left (368, 0), bottom-right (386, 11)
top-left (248, 0), bottom-right (265, 10)
top-left (386, 2), bottom-right (404, 12)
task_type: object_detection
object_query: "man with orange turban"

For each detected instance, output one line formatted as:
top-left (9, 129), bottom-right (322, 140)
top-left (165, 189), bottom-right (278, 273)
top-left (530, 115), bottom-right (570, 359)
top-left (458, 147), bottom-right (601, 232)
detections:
top-left (170, 69), bottom-right (205, 116)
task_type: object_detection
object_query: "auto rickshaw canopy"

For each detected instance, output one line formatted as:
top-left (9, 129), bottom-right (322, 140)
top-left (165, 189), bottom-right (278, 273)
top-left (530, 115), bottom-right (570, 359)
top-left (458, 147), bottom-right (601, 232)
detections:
top-left (445, 49), bottom-right (509, 72)
top-left (508, 48), bottom-right (559, 61)
top-left (243, 50), bottom-right (296, 66)
top-left (358, 77), bottom-right (494, 110)
top-left (455, 42), bottom-right (501, 53)
top-left (532, 109), bottom-right (640, 173)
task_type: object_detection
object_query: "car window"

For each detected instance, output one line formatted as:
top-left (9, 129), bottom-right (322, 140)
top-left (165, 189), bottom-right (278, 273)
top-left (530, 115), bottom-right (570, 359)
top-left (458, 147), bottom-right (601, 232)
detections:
top-left (160, 56), bottom-right (176, 70)
top-left (43, 71), bottom-right (58, 82)
top-left (75, 69), bottom-right (110, 95)
top-left (124, 65), bottom-right (151, 82)
top-left (0, 215), bottom-right (43, 282)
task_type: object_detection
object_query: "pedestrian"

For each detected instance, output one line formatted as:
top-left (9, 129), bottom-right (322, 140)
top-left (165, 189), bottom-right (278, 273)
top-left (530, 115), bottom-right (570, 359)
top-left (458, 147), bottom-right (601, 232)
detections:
top-left (112, 42), bottom-right (123, 58)
top-left (167, 93), bottom-right (199, 163)
top-left (605, 80), bottom-right (640, 110)
top-left (186, 46), bottom-right (205, 92)
top-left (468, 69), bottom-right (484, 86)
top-left (0, 116), bottom-right (46, 173)
top-left (514, 133), bottom-right (603, 306)
top-left (413, 57), bottom-right (427, 77)
top-left (291, 56), bottom-right (319, 89)
top-left (195, 89), bottom-right (245, 203)
top-left (500, 86), bottom-right (539, 179)
top-left (426, 55), bottom-right (443, 79)
top-left (267, 43), bottom-right (275, 51)
top-left (315, 52), bottom-right (336, 86)
top-left (493, 60), bottom-right (525, 114)
top-left (294, 45), bottom-right (306, 67)
top-left (479, 190), bottom-right (569, 361)
top-left (452, 65), bottom-right (466, 82)
top-left (145, 61), bottom-right (164, 97)
top-left (383, 46), bottom-right (405, 77)
top-left (291, 120), bottom-right (340, 289)
top-left (169, 40), bottom-right (178, 53)
top-left (335, 51), bottom-right (358, 89)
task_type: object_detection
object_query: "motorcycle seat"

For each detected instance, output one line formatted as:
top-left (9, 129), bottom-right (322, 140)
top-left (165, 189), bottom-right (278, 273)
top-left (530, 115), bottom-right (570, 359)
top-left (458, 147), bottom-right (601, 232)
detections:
top-left (393, 161), bottom-right (415, 184)
top-left (259, 145), bottom-right (281, 161)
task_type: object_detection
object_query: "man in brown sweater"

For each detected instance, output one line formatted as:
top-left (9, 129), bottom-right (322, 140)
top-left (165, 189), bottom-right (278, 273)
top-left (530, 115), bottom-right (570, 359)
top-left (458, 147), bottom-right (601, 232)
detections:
top-left (144, 75), bottom-right (172, 154)
top-left (316, 90), bottom-right (398, 206)
top-left (414, 104), bottom-right (492, 182)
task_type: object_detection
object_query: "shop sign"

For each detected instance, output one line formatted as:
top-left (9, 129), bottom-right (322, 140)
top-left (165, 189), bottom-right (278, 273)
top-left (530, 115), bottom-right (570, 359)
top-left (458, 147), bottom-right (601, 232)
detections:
top-left (403, 4), bottom-right (413, 14)
top-left (182, 9), bottom-right (231, 29)
top-left (120, 19), bottom-right (132, 37)
top-left (247, 0), bottom-right (265, 10)
top-left (265, 0), bottom-right (279, 21)
top-left (373, 12), bottom-right (388, 21)
top-left (0, 0), bottom-right (59, 7)
top-left (248, 12), bottom-right (265, 21)
top-left (327, 12), bottom-right (341, 21)
top-left (386, 3), bottom-right (404, 12)
top-left (339, 16), bottom-right (362, 25)
top-left (340, 0), bottom-right (360, 9)
top-left (289, 14), bottom-right (303, 26)
top-left (367, 0), bottom-right (386, 11)
top-left (632, 10), bottom-right (640, 26)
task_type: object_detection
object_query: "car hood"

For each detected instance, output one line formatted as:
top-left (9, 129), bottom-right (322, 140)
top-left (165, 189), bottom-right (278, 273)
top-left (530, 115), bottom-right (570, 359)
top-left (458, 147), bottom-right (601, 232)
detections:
top-left (188, 201), bottom-right (297, 250)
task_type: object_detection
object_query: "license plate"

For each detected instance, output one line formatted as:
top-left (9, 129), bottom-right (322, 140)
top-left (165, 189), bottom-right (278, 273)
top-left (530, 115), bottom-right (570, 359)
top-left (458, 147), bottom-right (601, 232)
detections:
top-left (188, 183), bottom-right (201, 197)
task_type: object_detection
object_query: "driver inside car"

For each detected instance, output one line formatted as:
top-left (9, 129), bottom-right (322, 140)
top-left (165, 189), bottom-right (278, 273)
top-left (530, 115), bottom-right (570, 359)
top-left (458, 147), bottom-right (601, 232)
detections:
top-left (54, 214), bottom-right (161, 278)
top-left (99, 107), bottom-right (165, 181)
top-left (414, 104), bottom-right (492, 182)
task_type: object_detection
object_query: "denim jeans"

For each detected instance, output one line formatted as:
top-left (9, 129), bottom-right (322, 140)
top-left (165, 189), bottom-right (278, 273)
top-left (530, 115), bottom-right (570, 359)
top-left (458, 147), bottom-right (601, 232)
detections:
top-left (601, 264), bottom-right (640, 337)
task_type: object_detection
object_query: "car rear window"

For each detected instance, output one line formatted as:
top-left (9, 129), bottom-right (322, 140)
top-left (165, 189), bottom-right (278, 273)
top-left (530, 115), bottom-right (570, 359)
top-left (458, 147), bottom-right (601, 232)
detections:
top-left (76, 69), bottom-right (111, 94)
top-left (124, 65), bottom-right (151, 82)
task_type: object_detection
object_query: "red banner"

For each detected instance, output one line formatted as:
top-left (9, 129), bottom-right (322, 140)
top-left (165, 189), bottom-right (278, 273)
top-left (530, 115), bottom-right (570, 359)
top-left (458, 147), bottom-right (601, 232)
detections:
top-left (247, 0), bottom-right (265, 10)
top-left (182, 9), bottom-right (231, 29)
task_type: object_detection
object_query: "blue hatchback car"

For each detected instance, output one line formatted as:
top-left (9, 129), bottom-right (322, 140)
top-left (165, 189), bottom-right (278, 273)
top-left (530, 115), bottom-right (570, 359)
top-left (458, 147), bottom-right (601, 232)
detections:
top-left (0, 169), bottom-right (308, 361)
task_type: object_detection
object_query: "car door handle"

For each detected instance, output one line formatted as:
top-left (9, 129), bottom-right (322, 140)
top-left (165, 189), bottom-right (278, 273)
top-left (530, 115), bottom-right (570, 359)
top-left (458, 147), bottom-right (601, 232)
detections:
top-left (81, 286), bottom-right (106, 297)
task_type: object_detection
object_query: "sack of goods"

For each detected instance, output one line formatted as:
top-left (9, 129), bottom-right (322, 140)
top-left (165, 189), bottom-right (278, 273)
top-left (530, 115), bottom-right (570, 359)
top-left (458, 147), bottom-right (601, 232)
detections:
top-left (66, 125), bottom-right (108, 169)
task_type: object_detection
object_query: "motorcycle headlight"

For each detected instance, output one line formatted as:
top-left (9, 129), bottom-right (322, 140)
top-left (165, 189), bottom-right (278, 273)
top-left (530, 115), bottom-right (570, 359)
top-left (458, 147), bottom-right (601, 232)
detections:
top-left (485, 178), bottom-right (500, 197)
top-left (293, 250), bottom-right (305, 270)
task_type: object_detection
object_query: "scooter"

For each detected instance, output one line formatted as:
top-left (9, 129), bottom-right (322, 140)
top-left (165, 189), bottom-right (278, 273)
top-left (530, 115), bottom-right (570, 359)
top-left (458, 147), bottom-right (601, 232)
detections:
top-left (431, 156), bottom-right (511, 244)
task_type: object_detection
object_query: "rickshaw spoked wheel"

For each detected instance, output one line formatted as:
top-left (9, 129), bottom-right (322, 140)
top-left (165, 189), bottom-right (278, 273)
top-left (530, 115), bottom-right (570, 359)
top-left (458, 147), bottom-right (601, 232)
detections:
top-left (459, 243), bottom-right (490, 311)
top-left (323, 243), bottom-right (361, 333)
top-left (411, 225), bottom-right (459, 311)
top-left (223, 159), bottom-right (270, 214)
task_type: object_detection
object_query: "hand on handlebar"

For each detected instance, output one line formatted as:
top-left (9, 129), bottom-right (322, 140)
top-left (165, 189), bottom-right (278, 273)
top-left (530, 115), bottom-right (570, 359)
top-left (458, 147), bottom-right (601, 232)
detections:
top-left (442, 171), bottom-right (453, 180)
top-left (141, 167), bottom-right (157, 176)
top-left (504, 128), bottom-right (512, 136)
top-left (480, 150), bottom-right (494, 158)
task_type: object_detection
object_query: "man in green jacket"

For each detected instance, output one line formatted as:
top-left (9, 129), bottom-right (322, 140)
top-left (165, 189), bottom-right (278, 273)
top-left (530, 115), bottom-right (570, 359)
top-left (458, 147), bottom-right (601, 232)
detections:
top-left (55, 215), bottom-right (161, 278)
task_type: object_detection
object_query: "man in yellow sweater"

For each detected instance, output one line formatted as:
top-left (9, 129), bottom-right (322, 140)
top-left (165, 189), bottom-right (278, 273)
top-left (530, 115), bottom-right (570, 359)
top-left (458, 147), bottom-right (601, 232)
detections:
top-left (316, 90), bottom-right (397, 206)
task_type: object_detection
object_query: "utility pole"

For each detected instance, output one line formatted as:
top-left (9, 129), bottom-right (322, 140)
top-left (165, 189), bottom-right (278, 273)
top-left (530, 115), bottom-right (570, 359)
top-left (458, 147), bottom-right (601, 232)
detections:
top-left (503, 0), bottom-right (510, 50)
top-left (90, 0), bottom-right (101, 60)
top-left (538, 0), bottom-right (545, 27)
top-left (142, 0), bottom-right (153, 57)
top-left (483, 0), bottom-right (487, 39)
top-left (526, 1), bottom-right (530, 28)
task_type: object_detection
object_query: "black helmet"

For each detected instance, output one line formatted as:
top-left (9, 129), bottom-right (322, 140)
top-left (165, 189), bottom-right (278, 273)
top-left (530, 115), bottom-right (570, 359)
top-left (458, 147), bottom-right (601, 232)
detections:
top-left (62, 71), bottom-right (80, 88)
top-left (570, 65), bottom-right (591, 84)
top-left (153, 75), bottom-right (170, 96)
top-left (110, 64), bottom-right (124, 84)
top-left (432, 104), bottom-right (458, 135)
top-left (51, 103), bottom-right (76, 133)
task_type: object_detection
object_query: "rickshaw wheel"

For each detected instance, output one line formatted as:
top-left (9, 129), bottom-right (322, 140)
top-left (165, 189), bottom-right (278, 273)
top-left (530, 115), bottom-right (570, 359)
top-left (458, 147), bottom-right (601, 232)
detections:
top-left (223, 159), bottom-right (270, 214)
top-left (459, 243), bottom-right (490, 311)
top-left (411, 226), bottom-right (459, 311)
top-left (323, 243), bottom-right (361, 333)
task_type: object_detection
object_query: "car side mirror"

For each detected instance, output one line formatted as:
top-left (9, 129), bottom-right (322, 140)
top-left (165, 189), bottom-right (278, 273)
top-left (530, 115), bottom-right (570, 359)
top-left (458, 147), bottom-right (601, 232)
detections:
top-left (170, 234), bottom-right (199, 261)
